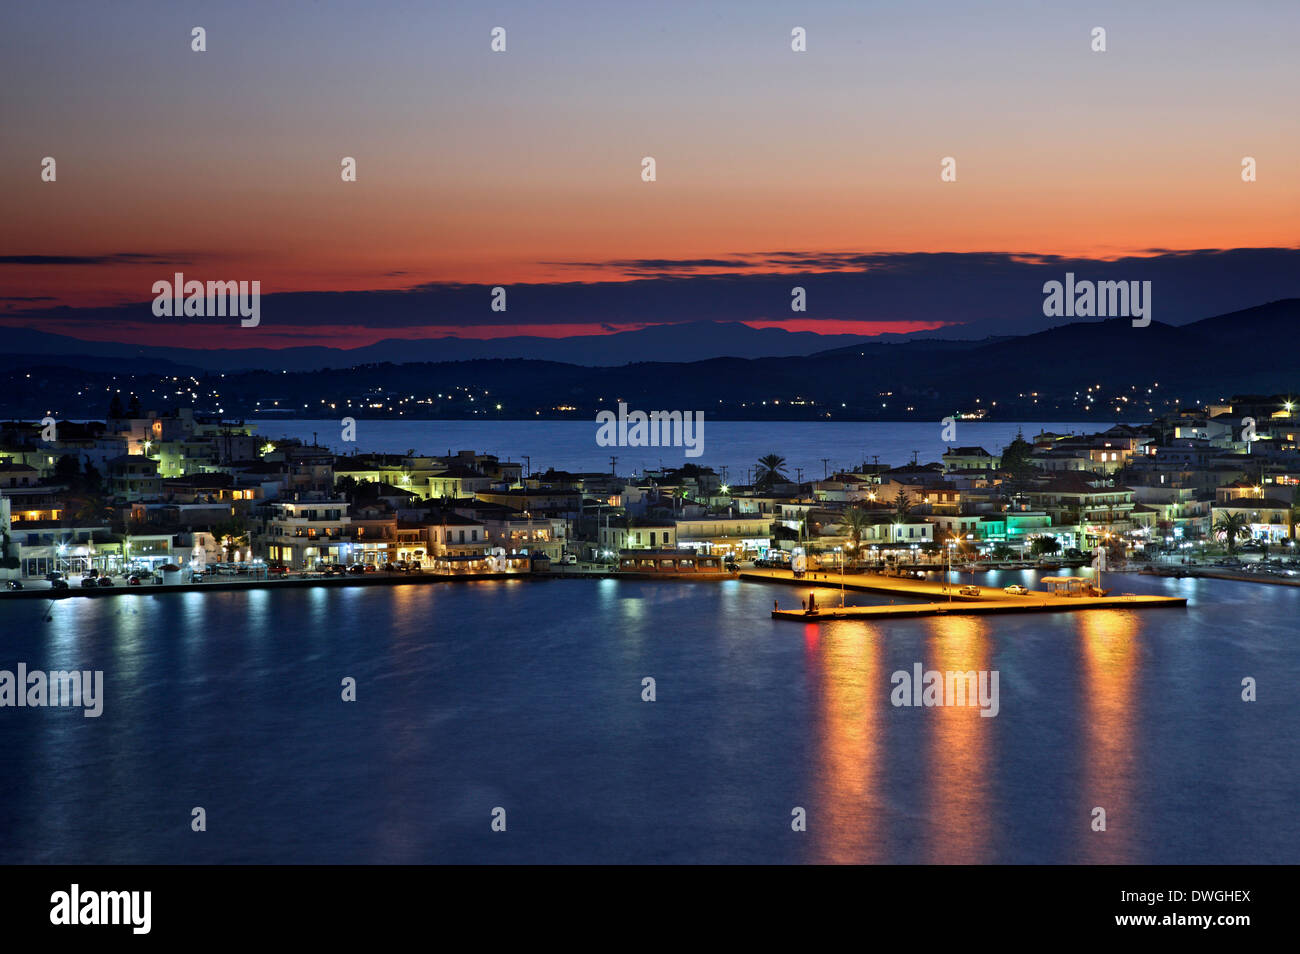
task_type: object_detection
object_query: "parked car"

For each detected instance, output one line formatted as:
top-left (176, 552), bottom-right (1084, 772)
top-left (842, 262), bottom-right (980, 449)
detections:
top-left (562, 554), bottom-right (578, 565)
top-left (191, 573), bottom-right (206, 583)
top-left (44, 571), bottom-right (64, 582)
top-left (6, 580), bottom-right (23, 590)
top-left (51, 578), bottom-right (70, 590)
top-left (363, 564), bottom-right (377, 573)
top-left (268, 565), bottom-right (290, 575)
top-left (127, 575), bottom-right (143, 586)
top-left (96, 576), bottom-right (113, 587)
top-left (1003, 584), bottom-right (1029, 595)
top-left (958, 585), bottom-right (981, 596)
top-left (81, 576), bottom-right (97, 587)
top-left (346, 564), bottom-right (366, 576)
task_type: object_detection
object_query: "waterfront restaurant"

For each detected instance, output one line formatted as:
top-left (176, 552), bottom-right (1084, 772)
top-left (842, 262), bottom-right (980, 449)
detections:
top-left (673, 516), bottom-right (772, 560)
top-left (616, 549), bottom-right (731, 578)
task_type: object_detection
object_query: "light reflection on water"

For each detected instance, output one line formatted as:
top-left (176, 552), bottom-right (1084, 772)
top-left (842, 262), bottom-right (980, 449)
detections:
top-left (924, 615), bottom-right (993, 865)
top-left (0, 572), bottom-right (1295, 863)
top-left (809, 620), bottom-right (882, 864)
top-left (1077, 609), bottom-right (1140, 863)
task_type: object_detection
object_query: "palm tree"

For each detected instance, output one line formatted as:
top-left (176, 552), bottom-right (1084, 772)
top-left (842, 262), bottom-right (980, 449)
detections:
top-left (841, 506), bottom-right (870, 562)
top-left (1213, 512), bottom-right (1251, 554)
top-left (755, 453), bottom-right (787, 490)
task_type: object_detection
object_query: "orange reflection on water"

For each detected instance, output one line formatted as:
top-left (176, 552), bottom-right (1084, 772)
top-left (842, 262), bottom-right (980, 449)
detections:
top-left (924, 615), bottom-right (994, 864)
top-left (808, 620), bottom-right (883, 863)
top-left (1077, 610), bottom-right (1139, 862)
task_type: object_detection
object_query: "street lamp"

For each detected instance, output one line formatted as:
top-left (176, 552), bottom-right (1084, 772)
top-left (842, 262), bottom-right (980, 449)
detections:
top-left (945, 533), bottom-right (959, 601)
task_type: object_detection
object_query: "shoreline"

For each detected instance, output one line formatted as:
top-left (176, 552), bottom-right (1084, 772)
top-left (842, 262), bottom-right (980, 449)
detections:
top-left (4, 562), bottom-right (1293, 604)
top-left (0, 572), bottom-right (539, 600)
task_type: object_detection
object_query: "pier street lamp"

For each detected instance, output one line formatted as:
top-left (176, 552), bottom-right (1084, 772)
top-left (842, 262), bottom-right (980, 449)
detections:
top-left (945, 534), bottom-right (959, 602)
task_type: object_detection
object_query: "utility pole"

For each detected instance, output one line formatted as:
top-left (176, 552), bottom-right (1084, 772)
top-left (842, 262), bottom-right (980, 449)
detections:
top-left (522, 455), bottom-right (530, 479)
top-left (795, 467), bottom-right (804, 485)
top-left (609, 455), bottom-right (617, 476)
top-left (821, 458), bottom-right (831, 479)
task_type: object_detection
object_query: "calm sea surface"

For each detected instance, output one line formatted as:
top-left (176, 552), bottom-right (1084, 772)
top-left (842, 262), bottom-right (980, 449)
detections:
top-left (254, 418), bottom-right (1124, 480)
top-left (1, 569), bottom-right (1295, 864)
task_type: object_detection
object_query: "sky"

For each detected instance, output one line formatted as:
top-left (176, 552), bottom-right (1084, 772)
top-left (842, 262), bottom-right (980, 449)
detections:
top-left (2, 0), bottom-right (1298, 349)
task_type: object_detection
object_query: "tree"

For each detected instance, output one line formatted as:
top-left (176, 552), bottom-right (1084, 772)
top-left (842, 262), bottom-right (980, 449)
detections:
top-left (1000, 431), bottom-right (1036, 481)
top-left (841, 506), bottom-right (870, 561)
top-left (213, 518), bottom-right (249, 560)
top-left (992, 543), bottom-right (1015, 561)
top-left (755, 453), bottom-right (787, 490)
top-left (335, 475), bottom-right (359, 499)
top-left (53, 455), bottom-right (81, 482)
top-left (1212, 512), bottom-right (1251, 554)
top-left (1030, 535), bottom-right (1061, 557)
top-left (893, 488), bottom-right (913, 518)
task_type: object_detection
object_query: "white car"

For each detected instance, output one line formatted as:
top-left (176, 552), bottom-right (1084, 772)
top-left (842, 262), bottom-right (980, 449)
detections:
top-left (1003, 584), bottom-right (1029, 595)
top-left (562, 554), bottom-right (578, 565)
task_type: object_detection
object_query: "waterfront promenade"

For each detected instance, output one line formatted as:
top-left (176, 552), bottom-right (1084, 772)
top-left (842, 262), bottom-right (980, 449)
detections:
top-left (0, 570), bottom-right (532, 601)
top-left (770, 595), bottom-right (1186, 621)
top-left (742, 567), bottom-right (1188, 620)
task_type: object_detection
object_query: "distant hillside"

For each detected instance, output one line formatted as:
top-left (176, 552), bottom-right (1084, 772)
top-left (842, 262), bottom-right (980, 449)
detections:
top-left (1, 299), bottom-right (1296, 420)
top-left (0, 320), bottom-right (899, 372)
